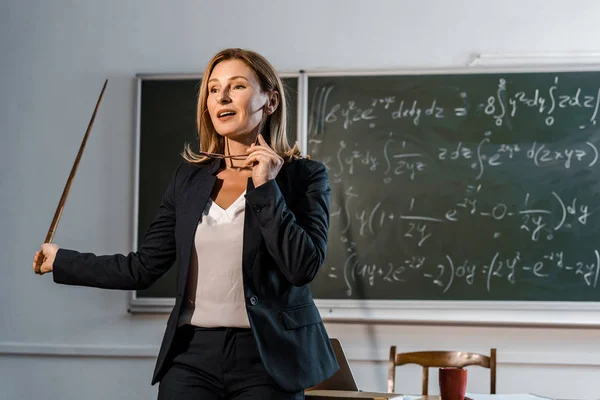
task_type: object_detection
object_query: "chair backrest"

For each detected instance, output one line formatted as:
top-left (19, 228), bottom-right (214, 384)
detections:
top-left (387, 347), bottom-right (496, 395)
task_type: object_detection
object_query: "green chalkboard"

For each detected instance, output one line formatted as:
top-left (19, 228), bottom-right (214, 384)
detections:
top-left (135, 75), bottom-right (298, 300)
top-left (307, 71), bottom-right (600, 301)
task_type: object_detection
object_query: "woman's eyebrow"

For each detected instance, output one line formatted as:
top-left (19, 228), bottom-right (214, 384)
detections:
top-left (208, 76), bottom-right (250, 84)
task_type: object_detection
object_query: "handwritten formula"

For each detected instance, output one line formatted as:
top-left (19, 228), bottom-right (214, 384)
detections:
top-left (308, 71), bottom-right (600, 300)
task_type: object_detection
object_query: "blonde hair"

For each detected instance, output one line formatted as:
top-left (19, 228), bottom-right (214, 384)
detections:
top-left (182, 48), bottom-right (301, 164)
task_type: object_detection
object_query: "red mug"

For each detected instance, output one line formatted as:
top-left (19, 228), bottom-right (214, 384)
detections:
top-left (439, 367), bottom-right (467, 400)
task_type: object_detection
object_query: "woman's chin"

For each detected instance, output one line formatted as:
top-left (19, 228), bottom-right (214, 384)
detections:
top-left (217, 130), bottom-right (253, 140)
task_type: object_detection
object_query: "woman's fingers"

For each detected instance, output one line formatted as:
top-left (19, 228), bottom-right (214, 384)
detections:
top-left (32, 252), bottom-right (39, 272)
top-left (33, 251), bottom-right (46, 275)
top-left (40, 260), bottom-right (52, 274)
top-left (257, 133), bottom-right (270, 148)
top-left (246, 143), bottom-right (281, 162)
top-left (243, 136), bottom-right (283, 187)
top-left (243, 152), bottom-right (270, 168)
top-left (33, 244), bottom-right (58, 275)
top-left (244, 149), bottom-right (282, 165)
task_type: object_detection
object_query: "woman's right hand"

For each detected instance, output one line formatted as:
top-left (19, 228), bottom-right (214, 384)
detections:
top-left (33, 243), bottom-right (60, 275)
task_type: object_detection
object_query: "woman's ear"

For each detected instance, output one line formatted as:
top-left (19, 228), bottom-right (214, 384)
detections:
top-left (266, 91), bottom-right (280, 115)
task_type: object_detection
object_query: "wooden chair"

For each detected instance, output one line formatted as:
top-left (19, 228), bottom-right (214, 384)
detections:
top-left (388, 347), bottom-right (496, 395)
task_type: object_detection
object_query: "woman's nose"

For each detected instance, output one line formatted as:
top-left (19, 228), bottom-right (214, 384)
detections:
top-left (217, 90), bottom-right (231, 104)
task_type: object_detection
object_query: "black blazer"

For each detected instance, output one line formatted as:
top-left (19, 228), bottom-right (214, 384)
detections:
top-left (53, 158), bottom-right (339, 392)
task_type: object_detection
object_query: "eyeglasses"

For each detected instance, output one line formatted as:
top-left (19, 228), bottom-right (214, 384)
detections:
top-left (197, 151), bottom-right (248, 160)
top-left (198, 136), bottom-right (261, 161)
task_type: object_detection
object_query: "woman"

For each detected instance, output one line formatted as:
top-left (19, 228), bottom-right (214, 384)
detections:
top-left (32, 48), bottom-right (339, 399)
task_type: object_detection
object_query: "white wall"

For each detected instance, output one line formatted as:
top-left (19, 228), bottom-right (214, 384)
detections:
top-left (2, 1), bottom-right (600, 399)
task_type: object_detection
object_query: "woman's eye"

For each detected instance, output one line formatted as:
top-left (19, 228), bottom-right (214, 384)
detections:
top-left (209, 87), bottom-right (218, 94)
top-left (234, 84), bottom-right (245, 89)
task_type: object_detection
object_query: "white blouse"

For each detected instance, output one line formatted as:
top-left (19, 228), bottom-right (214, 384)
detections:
top-left (178, 191), bottom-right (250, 328)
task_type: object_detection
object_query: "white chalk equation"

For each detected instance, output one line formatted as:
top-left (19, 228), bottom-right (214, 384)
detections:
top-left (484, 77), bottom-right (600, 128)
top-left (330, 186), bottom-right (591, 244)
top-left (309, 74), bottom-right (600, 300)
top-left (328, 248), bottom-right (600, 296)
top-left (309, 77), bottom-right (600, 132)
top-left (310, 134), bottom-right (598, 184)
top-left (438, 135), bottom-right (598, 180)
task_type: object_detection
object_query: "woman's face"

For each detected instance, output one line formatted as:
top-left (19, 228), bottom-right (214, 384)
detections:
top-left (207, 59), bottom-right (269, 141)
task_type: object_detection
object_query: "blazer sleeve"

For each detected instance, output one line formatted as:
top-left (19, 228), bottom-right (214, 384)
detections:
top-left (244, 161), bottom-right (330, 286)
top-left (52, 164), bottom-right (182, 290)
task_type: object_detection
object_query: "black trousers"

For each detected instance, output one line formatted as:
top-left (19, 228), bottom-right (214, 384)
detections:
top-left (158, 325), bottom-right (304, 400)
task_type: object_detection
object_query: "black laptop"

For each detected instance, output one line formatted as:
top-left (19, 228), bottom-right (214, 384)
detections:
top-left (309, 338), bottom-right (360, 391)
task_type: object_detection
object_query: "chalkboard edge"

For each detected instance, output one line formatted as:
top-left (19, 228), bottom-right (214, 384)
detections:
top-left (128, 294), bottom-right (600, 328)
top-left (304, 64), bottom-right (600, 77)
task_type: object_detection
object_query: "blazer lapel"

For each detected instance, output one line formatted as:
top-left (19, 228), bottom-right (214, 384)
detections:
top-left (243, 177), bottom-right (263, 272)
top-left (178, 160), bottom-right (219, 292)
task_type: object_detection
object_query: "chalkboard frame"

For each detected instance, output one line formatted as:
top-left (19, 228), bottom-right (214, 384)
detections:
top-left (305, 66), bottom-right (600, 327)
top-left (128, 66), bottom-right (600, 327)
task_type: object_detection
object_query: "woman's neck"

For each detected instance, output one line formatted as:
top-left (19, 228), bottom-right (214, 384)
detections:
top-left (224, 137), bottom-right (254, 171)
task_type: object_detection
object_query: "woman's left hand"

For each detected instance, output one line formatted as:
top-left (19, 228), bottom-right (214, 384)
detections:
top-left (244, 134), bottom-right (284, 187)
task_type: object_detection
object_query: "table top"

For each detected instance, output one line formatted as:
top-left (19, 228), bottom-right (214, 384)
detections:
top-left (305, 392), bottom-right (555, 400)
top-left (305, 390), bottom-right (406, 399)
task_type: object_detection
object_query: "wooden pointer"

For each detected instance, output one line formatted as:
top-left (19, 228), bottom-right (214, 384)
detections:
top-left (34, 79), bottom-right (108, 274)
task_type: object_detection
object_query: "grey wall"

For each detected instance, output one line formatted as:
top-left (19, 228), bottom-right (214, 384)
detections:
top-left (2, 1), bottom-right (600, 399)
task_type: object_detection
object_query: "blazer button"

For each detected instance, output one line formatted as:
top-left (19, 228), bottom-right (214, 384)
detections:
top-left (249, 295), bottom-right (258, 306)
top-left (253, 205), bottom-right (263, 213)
